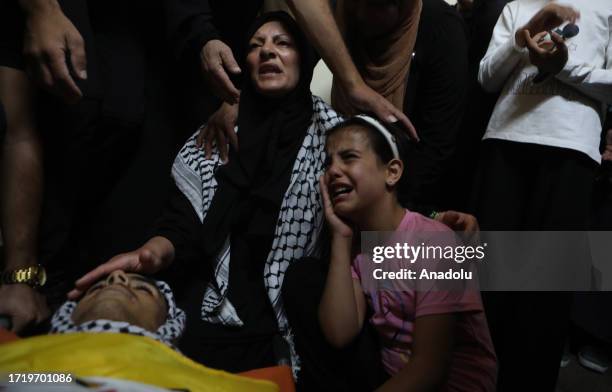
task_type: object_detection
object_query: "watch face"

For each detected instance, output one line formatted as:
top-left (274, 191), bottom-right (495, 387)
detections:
top-left (37, 267), bottom-right (47, 286)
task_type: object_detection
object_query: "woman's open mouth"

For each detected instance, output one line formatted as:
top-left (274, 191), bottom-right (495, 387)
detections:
top-left (259, 63), bottom-right (282, 75)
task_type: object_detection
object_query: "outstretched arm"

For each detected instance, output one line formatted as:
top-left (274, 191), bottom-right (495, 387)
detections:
top-left (284, 0), bottom-right (418, 140)
top-left (0, 66), bottom-right (49, 333)
top-left (68, 182), bottom-right (202, 299)
top-left (68, 236), bottom-right (175, 299)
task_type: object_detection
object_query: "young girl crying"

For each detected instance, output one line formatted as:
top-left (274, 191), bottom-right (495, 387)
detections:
top-left (318, 115), bottom-right (497, 391)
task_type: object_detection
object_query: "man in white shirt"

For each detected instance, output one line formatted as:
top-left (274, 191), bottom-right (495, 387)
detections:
top-left (475, 1), bottom-right (612, 390)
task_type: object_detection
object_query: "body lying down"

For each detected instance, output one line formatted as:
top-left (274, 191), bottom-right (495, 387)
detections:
top-left (0, 271), bottom-right (277, 392)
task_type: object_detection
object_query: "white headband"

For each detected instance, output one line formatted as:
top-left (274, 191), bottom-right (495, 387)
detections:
top-left (354, 115), bottom-right (400, 159)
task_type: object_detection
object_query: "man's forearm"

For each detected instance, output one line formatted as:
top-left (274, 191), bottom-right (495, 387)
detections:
top-left (17, 0), bottom-right (60, 16)
top-left (284, 0), bottom-right (363, 91)
top-left (0, 67), bottom-right (41, 270)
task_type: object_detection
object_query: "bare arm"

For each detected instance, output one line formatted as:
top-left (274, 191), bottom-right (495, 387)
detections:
top-left (0, 67), bottom-right (40, 270)
top-left (0, 66), bottom-right (49, 333)
top-left (317, 177), bottom-right (366, 347)
top-left (318, 235), bottom-right (367, 347)
top-left (376, 314), bottom-right (457, 392)
top-left (68, 236), bottom-right (175, 299)
top-left (284, 0), bottom-right (360, 91)
top-left (284, 0), bottom-right (418, 139)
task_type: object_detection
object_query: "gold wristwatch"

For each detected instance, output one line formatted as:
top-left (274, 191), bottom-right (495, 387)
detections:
top-left (1, 265), bottom-right (47, 287)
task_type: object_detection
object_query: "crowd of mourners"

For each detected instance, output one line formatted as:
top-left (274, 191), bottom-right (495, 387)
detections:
top-left (0, 0), bottom-right (611, 391)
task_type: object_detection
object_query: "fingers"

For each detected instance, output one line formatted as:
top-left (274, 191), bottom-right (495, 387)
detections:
top-left (373, 95), bottom-right (419, 142)
top-left (210, 64), bottom-right (241, 104)
top-left (70, 255), bottom-right (138, 299)
top-left (533, 31), bottom-right (548, 43)
top-left (319, 176), bottom-right (337, 221)
top-left (319, 176), bottom-right (332, 210)
top-left (0, 286), bottom-right (49, 333)
top-left (217, 129), bottom-right (229, 162)
top-left (393, 110), bottom-right (419, 142)
top-left (204, 134), bottom-right (214, 160)
top-left (219, 47), bottom-right (241, 75)
top-left (561, 6), bottom-right (580, 25)
top-left (196, 126), bottom-right (207, 149)
top-left (46, 51), bottom-right (82, 103)
top-left (525, 31), bottom-right (550, 56)
top-left (549, 31), bottom-right (567, 51)
top-left (67, 33), bottom-right (87, 80)
top-left (227, 125), bottom-right (239, 152)
top-left (201, 103), bottom-right (239, 160)
top-left (224, 104), bottom-right (239, 151)
top-left (29, 60), bottom-right (54, 89)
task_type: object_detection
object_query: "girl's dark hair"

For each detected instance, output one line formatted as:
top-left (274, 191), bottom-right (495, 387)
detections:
top-left (326, 116), bottom-right (414, 206)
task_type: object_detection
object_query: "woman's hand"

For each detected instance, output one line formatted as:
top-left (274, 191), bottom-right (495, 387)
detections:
top-left (67, 237), bottom-right (175, 300)
top-left (319, 176), bottom-right (353, 238)
top-left (196, 102), bottom-right (239, 161)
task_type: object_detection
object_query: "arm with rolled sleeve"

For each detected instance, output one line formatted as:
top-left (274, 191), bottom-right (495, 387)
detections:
top-left (554, 18), bottom-right (612, 105)
top-left (478, 3), bottom-right (525, 93)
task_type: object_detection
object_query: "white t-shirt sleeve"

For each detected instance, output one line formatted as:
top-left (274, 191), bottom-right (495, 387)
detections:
top-left (478, 2), bottom-right (526, 93)
top-left (555, 17), bottom-right (612, 105)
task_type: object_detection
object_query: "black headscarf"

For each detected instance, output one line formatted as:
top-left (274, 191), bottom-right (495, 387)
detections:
top-left (200, 11), bottom-right (318, 261)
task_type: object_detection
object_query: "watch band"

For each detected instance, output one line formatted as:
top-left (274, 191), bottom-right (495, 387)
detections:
top-left (1, 265), bottom-right (46, 287)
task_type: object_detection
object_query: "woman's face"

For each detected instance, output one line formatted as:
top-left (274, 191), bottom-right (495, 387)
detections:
top-left (246, 21), bottom-right (301, 98)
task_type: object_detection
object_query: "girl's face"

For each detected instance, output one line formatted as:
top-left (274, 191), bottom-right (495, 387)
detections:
top-left (324, 126), bottom-right (391, 220)
top-left (246, 21), bottom-right (301, 98)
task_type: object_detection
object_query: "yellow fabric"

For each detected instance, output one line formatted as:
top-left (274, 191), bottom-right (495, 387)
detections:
top-left (0, 333), bottom-right (277, 392)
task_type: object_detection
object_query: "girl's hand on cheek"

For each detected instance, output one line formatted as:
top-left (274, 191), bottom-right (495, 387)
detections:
top-left (319, 176), bottom-right (353, 239)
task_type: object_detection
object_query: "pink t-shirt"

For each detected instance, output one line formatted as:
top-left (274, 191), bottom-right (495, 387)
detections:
top-left (352, 210), bottom-right (497, 391)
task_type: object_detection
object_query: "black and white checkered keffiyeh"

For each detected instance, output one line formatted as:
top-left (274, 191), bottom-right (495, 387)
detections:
top-left (172, 95), bottom-right (342, 374)
top-left (50, 279), bottom-right (186, 348)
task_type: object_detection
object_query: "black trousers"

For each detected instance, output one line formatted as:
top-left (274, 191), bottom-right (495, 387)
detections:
top-left (283, 257), bottom-right (385, 392)
top-left (38, 91), bottom-right (183, 309)
top-left (473, 139), bottom-right (597, 391)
